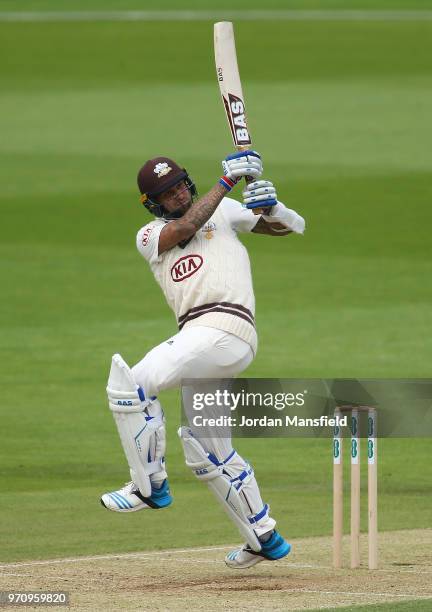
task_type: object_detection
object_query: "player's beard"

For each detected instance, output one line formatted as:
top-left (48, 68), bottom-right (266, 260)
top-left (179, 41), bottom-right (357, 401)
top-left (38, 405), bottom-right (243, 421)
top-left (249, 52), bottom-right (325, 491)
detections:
top-left (164, 195), bottom-right (193, 219)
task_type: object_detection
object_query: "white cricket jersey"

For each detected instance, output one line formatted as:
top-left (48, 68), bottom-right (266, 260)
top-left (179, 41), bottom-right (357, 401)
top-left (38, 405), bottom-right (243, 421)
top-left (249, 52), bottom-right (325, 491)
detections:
top-left (136, 197), bottom-right (259, 354)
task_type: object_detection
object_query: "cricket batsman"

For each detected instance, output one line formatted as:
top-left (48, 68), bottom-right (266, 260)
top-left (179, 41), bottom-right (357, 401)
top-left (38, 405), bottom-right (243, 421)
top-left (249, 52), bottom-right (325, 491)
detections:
top-left (101, 150), bottom-right (305, 568)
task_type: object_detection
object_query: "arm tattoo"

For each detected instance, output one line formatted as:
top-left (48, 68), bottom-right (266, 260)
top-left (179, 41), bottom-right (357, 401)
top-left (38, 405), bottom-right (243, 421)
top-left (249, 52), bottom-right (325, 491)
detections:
top-left (177, 184), bottom-right (227, 234)
top-left (158, 183), bottom-right (229, 254)
top-left (252, 217), bottom-right (292, 236)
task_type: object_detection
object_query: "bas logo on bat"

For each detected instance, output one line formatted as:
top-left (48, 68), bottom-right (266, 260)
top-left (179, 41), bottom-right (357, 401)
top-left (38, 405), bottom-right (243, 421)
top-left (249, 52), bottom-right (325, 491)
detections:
top-left (225, 93), bottom-right (251, 145)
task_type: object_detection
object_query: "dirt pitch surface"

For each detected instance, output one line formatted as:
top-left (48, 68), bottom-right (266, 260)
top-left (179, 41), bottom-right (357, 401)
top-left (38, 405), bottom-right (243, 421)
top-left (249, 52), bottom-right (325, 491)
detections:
top-left (0, 529), bottom-right (431, 611)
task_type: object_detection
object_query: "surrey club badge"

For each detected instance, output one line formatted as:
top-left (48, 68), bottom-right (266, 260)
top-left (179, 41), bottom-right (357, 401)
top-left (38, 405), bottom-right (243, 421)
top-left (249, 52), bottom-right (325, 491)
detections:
top-left (202, 221), bottom-right (216, 239)
top-left (154, 162), bottom-right (172, 178)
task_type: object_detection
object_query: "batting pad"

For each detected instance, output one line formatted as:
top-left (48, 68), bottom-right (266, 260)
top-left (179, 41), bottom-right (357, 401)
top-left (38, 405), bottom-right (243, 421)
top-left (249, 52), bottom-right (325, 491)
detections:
top-left (107, 354), bottom-right (165, 498)
top-left (178, 426), bottom-right (265, 552)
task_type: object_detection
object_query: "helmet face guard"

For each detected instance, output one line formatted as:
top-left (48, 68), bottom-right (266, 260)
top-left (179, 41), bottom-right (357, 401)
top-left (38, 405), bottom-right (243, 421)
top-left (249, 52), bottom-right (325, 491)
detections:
top-left (137, 157), bottom-right (197, 219)
top-left (140, 175), bottom-right (197, 219)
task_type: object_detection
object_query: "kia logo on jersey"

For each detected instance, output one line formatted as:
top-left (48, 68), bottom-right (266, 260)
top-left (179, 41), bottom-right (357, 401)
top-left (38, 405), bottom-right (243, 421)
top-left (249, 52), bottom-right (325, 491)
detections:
top-left (171, 254), bottom-right (203, 282)
top-left (141, 226), bottom-right (154, 247)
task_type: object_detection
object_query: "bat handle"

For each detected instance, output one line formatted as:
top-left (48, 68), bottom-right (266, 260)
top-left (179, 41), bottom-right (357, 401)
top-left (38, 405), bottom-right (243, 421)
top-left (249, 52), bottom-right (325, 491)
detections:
top-left (237, 145), bottom-right (269, 216)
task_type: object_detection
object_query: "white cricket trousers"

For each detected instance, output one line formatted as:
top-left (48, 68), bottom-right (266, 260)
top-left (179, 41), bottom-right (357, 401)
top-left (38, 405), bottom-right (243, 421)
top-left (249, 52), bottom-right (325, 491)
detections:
top-left (132, 326), bottom-right (253, 397)
top-left (131, 327), bottom-right (276, 537)
top-left (132, 326), bottom-right (253, 461)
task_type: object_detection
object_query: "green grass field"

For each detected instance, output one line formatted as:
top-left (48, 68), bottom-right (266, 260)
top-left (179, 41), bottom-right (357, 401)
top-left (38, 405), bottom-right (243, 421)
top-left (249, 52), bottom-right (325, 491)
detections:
top-left (2, 0), bottom-right (432, 11)
top-left (1, 1), bottom-right (431, 609)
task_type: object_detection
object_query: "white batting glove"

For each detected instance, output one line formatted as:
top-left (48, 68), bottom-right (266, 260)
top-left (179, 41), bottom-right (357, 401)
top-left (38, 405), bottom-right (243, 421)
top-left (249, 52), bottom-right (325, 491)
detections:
top-left (221, 150), bottom-right (263, 182)
top-left (243, 180), bottom-right (278, 209)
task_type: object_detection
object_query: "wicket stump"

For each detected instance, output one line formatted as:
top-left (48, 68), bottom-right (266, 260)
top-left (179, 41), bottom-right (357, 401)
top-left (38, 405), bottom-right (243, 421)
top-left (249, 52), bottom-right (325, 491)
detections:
top-left (333, 406), bottom-right (378, 569)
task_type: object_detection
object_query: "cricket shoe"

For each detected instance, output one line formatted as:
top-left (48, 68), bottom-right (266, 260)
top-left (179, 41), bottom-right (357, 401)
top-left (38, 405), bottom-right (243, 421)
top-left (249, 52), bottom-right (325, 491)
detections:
top-left (100, 479), bottom-right (172, 512)
top-left (225, 530), bottom-right (291, 569)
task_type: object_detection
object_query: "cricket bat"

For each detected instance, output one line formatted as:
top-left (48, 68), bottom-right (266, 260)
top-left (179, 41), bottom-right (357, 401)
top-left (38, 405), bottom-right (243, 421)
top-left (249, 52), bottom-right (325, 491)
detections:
top-left (214, 21), bottom-right (264, 214)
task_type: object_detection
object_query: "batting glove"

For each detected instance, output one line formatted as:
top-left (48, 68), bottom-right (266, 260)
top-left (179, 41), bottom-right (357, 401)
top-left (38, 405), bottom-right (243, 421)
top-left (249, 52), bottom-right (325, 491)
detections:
top-left (221, 150), bottom-right (263, 183)
top-left (242, 180), bottom-right (278, 210)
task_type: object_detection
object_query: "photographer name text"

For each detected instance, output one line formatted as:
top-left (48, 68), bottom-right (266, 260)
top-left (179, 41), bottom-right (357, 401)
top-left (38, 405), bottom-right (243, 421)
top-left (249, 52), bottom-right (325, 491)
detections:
top-left (192, 415), bottom-right (348, 428)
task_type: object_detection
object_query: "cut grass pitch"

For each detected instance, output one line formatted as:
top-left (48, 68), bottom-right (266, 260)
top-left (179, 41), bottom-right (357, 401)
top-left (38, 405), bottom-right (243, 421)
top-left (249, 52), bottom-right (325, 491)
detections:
top-left (1, 530), bottom-right (431, 610)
